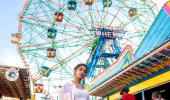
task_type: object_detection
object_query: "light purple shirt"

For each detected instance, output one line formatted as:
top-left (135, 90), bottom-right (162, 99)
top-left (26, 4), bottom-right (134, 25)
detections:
top-left (60, 81), bottom-right (90, 100)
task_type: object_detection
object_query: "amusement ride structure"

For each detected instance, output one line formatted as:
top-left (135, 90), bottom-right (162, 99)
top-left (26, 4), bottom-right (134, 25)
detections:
top-left (10, 0), bottom-right (170, 99)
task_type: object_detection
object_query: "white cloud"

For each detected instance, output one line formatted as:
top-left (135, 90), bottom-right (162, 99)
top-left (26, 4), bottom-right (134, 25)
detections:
top-left (0, 48), bottom-right (23, 67)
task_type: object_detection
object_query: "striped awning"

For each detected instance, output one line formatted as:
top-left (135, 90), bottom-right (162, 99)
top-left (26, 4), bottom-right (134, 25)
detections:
top-left (90, 41), bottom-right (170, 96)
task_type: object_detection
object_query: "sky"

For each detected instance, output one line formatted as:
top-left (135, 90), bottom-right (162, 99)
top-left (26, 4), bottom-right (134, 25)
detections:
top-left (0, 0), bottom-right (25, 67)
top-left (0, 0), bottom-right (168, 68)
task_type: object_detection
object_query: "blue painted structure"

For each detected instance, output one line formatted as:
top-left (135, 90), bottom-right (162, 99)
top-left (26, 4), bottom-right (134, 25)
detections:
top-left (90, 46), bottom-right (133, 90)
top-left (87, 28), bottom-right (122, 77)
top-left (135, 5), bottom-right (170, 59)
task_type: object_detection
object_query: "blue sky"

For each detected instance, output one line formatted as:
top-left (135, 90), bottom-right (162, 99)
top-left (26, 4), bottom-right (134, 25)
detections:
top-left (0, 0), bottom-right (25, 67)
top-left (0, 0), bottom-right (168, 67)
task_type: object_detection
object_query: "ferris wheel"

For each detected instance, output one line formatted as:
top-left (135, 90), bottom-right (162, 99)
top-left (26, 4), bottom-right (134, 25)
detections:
top-left (14, 0), bottom-right (158, 98)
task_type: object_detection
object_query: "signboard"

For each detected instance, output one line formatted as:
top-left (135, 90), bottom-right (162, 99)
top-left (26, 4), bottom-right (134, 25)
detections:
top-left (5, 68), bottom-right (19, 81)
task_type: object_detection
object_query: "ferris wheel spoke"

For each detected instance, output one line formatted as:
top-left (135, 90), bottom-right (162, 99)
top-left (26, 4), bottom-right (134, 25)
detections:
top-left (39, 3), bottom-right (52, 20)
top-left (104, 5), bottom-right (110, 26)
top-left (21, 34), bottom-right (93, 48)
top-left (90, 1), bottom-right (101, 28)
top-left (62, 3), bottom-right (93, 32)
top-left (22, 15), bottom-right (91, 31)
top-left (32, 39), bottom-right (97, 81)
top-left (66, 6), bottom-right (90, 24)
top-left (122, 4), bottom-right (156, 28)
top-left (86, 6), bottom-right (96, 28)
top-left (21, 21), bottom-right (54, 46)
top-left (23, 51), bottom-right (60, 64)
top-left (108, 0), bottom-right (127, 27)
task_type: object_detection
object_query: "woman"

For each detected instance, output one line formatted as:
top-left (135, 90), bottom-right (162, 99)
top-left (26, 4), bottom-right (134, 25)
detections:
top-left (60, 63), bottom-right (90, 100)
top-left (152, 91), bottom-right (165, 100)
